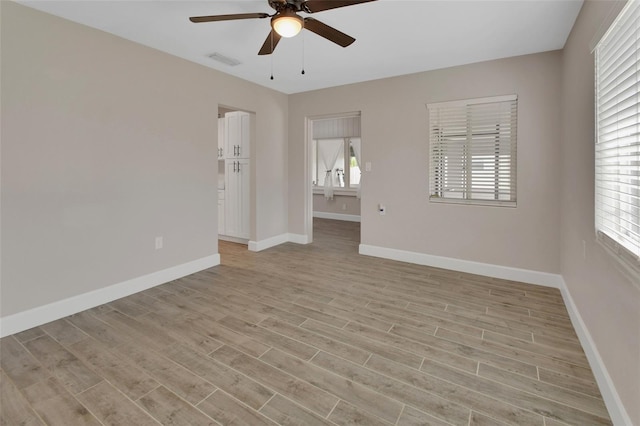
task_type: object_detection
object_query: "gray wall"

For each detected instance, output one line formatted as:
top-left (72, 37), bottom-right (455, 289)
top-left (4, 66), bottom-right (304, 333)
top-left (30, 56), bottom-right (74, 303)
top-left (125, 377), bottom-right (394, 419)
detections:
top-left (313, 194), bottom-right (361, 216)
top-left (289, 51), bottom-right (563, 274)
top-left (1, 2), bottom-right (288, 317)
top-left (560, 1), bottom-right (639, 423)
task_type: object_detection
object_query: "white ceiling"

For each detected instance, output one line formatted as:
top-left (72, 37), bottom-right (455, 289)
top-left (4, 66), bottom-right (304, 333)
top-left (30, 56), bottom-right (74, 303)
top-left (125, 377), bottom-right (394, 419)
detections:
top-left (18, 0), bottom-right (583, 94)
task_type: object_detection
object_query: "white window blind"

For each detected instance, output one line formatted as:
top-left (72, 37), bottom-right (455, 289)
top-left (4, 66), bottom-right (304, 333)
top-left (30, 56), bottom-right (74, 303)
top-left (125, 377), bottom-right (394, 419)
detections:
top-left (595, 0), bottom-right (640, 268)
top-left (428, 95), bottom-right (517, 206)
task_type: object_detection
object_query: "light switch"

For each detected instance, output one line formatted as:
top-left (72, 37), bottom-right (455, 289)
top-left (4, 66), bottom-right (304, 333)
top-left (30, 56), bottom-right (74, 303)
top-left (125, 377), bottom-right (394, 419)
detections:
top-left (365, 162), bottom-right (372, 172)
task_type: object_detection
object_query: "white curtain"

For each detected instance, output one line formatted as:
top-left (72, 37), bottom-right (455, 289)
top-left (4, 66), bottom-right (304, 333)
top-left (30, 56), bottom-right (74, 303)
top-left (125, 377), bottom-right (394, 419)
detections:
top-left (319, 139), bottom-right (343, 200)
top-left (350, 138), bottom-right (362, 199)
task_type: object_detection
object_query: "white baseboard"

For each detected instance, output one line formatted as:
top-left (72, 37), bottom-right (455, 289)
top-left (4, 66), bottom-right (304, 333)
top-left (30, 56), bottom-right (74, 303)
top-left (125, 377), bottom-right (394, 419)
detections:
top-left (249, 234), bottom-right (289, 252)
top-left (288, 233), bottom-right (311, 245)
top-left (358, 244), bottom-right (563, 288)
top-left (313, 212), bottom-right (361, 222)
top-left (0, 254), bottom-right (220, 338)
top-left (558, 278), bottom-right (632, 426)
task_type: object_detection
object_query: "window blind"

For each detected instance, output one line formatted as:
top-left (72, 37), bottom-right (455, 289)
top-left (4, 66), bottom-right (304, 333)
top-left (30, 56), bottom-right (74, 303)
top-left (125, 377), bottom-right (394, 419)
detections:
top-left (428, 95), bottom-right (517, 206)
top-left (595, 0), bottom-right (640, 263)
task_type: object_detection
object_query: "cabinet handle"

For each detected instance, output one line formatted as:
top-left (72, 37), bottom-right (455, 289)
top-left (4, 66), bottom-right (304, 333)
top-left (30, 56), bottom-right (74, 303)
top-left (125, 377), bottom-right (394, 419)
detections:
top-left (237, 162), bottom-right (241, 173)
top-left (233, 161), bottom-right (236, 172)
top-left (237, 146), bottom-right (241, 156)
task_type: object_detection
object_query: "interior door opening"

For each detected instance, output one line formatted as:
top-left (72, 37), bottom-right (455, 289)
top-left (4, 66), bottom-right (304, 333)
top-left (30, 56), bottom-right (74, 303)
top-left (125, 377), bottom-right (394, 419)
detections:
top-left (306, 112), bottom-right (362, 247)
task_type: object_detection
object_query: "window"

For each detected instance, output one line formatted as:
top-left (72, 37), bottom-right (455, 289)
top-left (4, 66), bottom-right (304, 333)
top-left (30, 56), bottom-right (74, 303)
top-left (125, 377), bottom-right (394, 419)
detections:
top-left (595, 0), bottom-right (640, 273)
top-left (310, 114), bottom-right (362, 198)
top-left (312, 138), bottom-right (361, 189)
top-left (428, 95), bottom-right (517, 206)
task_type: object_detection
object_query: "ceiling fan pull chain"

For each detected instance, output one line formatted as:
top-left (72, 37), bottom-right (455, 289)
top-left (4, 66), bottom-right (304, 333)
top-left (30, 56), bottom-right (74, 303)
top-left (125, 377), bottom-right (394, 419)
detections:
top-left (301, 20), bottom-right (306, 75)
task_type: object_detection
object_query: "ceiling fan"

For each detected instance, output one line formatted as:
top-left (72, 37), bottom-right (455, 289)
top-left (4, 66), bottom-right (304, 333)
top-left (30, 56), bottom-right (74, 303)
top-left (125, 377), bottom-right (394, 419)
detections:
top-left (189, 0), bottom-right (377, 55)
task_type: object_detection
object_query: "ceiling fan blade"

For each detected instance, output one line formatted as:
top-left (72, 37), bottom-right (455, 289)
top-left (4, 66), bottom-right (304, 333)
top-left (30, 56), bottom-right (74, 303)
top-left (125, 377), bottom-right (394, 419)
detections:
top-left (303, 0), bottom-right (376, 13)
top-left (303, 18), bottom-right (355, 48)
top-left (189, 13), bottom-right (269, 23)
top-left (258, 30), bottom-right (282, 55)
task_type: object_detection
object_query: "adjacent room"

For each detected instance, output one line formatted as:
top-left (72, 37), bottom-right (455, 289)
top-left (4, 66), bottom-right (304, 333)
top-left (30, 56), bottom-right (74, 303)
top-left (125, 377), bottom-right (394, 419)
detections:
top-left (1, 1), bottom-right (638, 425)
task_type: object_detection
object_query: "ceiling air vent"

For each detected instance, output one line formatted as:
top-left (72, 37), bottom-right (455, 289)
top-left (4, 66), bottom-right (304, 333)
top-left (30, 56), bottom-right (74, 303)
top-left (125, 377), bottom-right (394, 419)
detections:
top-left (207, 52), bottom-right (242, 67)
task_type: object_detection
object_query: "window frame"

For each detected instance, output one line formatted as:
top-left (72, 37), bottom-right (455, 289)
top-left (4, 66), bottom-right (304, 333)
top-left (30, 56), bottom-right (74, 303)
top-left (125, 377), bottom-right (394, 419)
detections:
top-left (312, 137), bottom-right (361, 196)
top-left (593, 0), bottom-right (640, 280)
top-left (427, 95), bottom-right (518, 208)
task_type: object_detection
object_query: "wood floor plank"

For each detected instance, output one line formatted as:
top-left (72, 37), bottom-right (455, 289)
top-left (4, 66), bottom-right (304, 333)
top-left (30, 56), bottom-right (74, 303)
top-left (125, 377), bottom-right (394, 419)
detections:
top-left (75, 381), bottom-right (159, 426)
top-left (420, 358), bottom-right (612, 425)
top-left (136, 311), bottom-right (224, 354)
top-left (396, 405), bottom-right (457, 426)
top-left (13, 327), bottom-right (46, 344)
top-left (327, 400), bottom-right (393, 426)
top-left (69, 337), bottom-right (159, 401)
top-left (537, 367), bottom-right (601, 398)
top-left (391, 324), bottom-right (538, 378)
top-left (210, 345), bottom-right (339, 417)
top-left (310, 351), bottom-right (470, 425)
top-left (261, 348), bottom-right (404, 424)
top-left (259, 394), bottom-right (336, 426)
top-left (218, 315), bottom-right (318, 361)
top-left (365, 354), bottom-right (543, 426)
top-left (164, 343), bottom-right (274, 410)
top-left (301, 319), bottom-right (423, 369)
top-left (0, 369), bottom-right (44, 426)
top-left (66, 311), bottom-right (123, 347)
top-left (197, 390), bottom-right (278, 426)
top-left (295, 297), bottom-right (394, 332)
top-left (477, 363), bottom-right (608, 418)
top-left (435, 328), bottom-right (593, 380)
top-left (21, 377), bottom-right (102, 426)
top-left (258, 317), bottom-right (371, 365)
top-left (23, 335), bottom-right (102, 394)
top-left (137, 385), bottom-right (218, 425)
top-left (0, 336), bottom-right (50, 389)
top-left (41, 319), bottom-right (89, 346)
top-left (117, 341), bottom-right (216, 405)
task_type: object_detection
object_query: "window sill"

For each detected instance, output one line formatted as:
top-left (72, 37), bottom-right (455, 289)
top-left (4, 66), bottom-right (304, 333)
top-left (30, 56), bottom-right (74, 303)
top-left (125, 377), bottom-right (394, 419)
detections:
top-left (429, 196), bottom-right (516, 208)
top-left (313, 188), bottom-right (358, 197)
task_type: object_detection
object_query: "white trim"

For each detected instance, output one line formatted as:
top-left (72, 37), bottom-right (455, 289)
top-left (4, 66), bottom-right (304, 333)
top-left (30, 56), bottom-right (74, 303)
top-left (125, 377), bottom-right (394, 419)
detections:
top-left (558, 277), bottom-right (633, 426)
top-left (219, 235), bottom-right (249, 245)
top-left (0, 254), bottom-right (220, 337)
top-left (249, 233), bottom-right (289, 252)
top-left (427, 94), bottom-right (517, 109)
top-left (358, 244), bottom-right (562, 288)
top-left (313, 212), bottom-right (361, 223)
top-left (288, 233), bottom-right (311, 245)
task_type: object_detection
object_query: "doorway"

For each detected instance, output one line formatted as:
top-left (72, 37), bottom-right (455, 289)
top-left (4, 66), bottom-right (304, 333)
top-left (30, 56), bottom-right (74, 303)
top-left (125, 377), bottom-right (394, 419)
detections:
top-left (305, 112), bottom-right (362, 245)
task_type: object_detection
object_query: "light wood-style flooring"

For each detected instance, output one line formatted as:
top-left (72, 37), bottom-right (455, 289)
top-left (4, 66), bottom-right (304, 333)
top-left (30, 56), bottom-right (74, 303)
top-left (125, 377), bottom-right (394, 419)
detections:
top-left (1, 219), bottom-right (611, 425)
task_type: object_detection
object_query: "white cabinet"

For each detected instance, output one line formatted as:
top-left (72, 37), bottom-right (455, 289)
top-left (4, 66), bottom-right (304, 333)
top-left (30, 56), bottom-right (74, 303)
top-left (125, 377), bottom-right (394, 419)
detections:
top-left (224, 159), bottom-right (250, 239)
top-left (225, 111), bottom-right (250, 159)
top-left (217, 117), bottom-right (225, 159)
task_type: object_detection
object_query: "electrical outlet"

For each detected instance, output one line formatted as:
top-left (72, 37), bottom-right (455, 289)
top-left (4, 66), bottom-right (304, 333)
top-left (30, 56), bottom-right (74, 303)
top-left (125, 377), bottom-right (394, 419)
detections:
top-left (155, 236), bottom-right (163, 250)
top-left (365, 162), bottom-right (372, 172)
top-left (379, 204), bottom-right (386, 215)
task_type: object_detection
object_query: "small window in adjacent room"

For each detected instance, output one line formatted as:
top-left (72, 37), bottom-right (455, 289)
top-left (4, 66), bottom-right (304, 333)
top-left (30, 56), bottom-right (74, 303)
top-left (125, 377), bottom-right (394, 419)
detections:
top-left (428, 95), bottom-right (518, 207)
top-left (594, 0), bottom-right (640, 276)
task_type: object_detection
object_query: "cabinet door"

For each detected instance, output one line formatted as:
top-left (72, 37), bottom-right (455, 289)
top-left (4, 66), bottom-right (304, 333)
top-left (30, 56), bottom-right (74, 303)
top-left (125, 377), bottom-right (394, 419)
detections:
top-left (237, 112), bottom-right (250, 158)
top-left (224, 111), bottom-right (251, 159)
top-left (224, 160), bottom-right (239, 237)
top-left (236, 158), bottom-right (250, 238)
top-left (223, 159), bottom-right (250, 239)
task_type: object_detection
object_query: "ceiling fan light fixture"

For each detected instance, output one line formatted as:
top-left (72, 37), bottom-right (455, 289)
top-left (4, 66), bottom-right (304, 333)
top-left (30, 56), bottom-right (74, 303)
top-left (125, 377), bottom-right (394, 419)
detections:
top-left (272, 11), bottom-right (303, 38)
